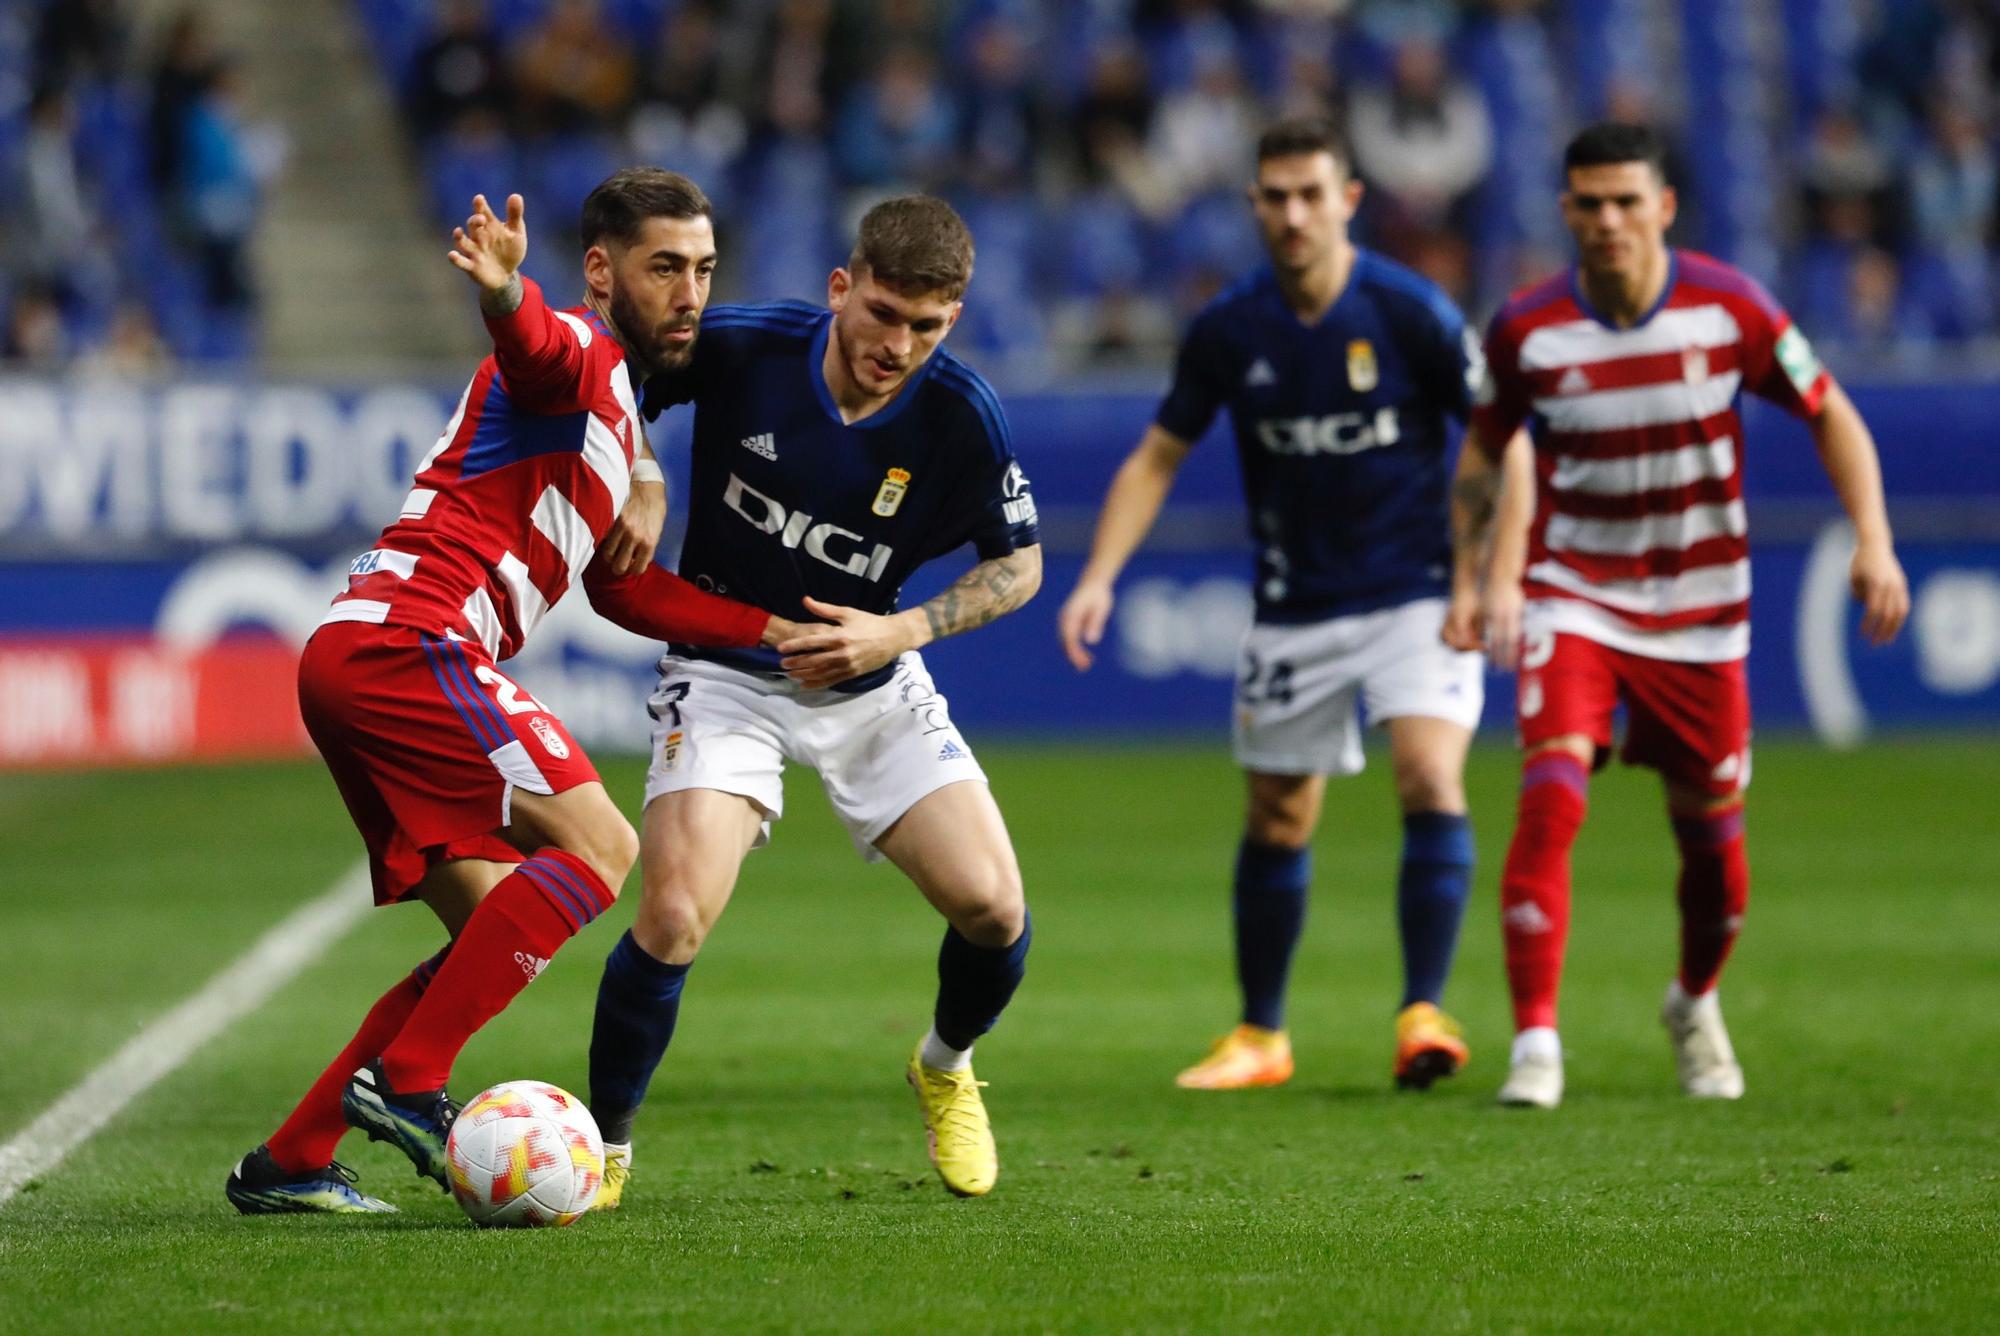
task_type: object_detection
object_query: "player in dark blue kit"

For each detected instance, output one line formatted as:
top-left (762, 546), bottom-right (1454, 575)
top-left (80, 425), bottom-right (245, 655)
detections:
top-left (1061, 119), bottom-right (1514, 1090)
top-left (586, 197), bottom-right (1041, 1200)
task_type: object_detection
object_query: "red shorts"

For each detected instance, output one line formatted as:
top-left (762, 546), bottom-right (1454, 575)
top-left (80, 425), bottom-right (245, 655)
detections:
top-left (298, 620), bottom-right (600, 905)
top-left (1517, 631), bottom-right (1750, 798)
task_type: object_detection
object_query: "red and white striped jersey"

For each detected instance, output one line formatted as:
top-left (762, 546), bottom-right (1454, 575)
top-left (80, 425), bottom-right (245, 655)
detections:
top-left (324, 277), bottom-right (641, 660)
top-left (1473, 250), bottom-right (1830, 662)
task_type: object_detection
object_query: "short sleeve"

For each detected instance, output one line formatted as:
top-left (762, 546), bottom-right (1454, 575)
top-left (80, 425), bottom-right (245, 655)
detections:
top-left (1469, 314), bottom-right (1532, 457)
top-left (1408, 291), bottom-right (1480, 420)
top-left (1742, 295), bottom-right (1832, 420)
top-left (1154, 310), bottom-right (1229, 443)
top-left (965, 419), bottom-right (1040, 561)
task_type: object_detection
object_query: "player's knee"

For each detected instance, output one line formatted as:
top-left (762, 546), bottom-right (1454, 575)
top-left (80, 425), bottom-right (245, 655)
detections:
top-left (1245, 798), bottom-right (1314, 848)
top-left (947, 861), bottom-right (1025, 946)
top-left (1393, 763), bottom-right (1463, 814)
top-left (634, 877), bottom-right (713, 960)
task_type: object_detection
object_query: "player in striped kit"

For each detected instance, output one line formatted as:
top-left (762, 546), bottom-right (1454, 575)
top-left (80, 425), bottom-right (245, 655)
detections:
top-left (1445, 124), bottom-right (1909, 1108)
top-left (227, 170), bottom-right (792, 1213)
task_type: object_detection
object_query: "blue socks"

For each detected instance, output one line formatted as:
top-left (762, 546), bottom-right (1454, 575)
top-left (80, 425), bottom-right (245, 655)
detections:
top-left (587, 930), bottom-right (689, 1146)
top-left (934, 912), bottom-right (1032, 1051)
top-left (1398, 811), bottom-right (1474, 1009)
top-left (1234, 839), bottom-right (1311, 1031)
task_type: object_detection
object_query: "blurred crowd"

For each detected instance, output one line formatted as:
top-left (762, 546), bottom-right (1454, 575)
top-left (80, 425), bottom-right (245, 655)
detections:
top-left (0, 0), bottom-right (283, 369)
top-left (5, 0), bottom-right (1999, 376)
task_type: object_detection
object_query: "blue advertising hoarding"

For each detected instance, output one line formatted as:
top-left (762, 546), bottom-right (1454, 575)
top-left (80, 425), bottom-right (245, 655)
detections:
top-left (0, 375), bottom-right (1993, 763)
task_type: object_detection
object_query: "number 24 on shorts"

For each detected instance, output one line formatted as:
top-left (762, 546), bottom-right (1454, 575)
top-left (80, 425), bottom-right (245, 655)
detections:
top-left (1240, 653), bottom-right (1295, 706)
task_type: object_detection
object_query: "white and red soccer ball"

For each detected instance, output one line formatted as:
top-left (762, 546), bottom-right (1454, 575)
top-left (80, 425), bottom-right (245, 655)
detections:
top-left (445, 1080), bottom-right (604, 1227)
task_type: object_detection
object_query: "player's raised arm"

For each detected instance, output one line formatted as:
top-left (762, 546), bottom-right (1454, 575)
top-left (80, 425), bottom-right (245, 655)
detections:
top-left (1057, 424), bottom-right (1194, 671)
top-left (1808, 382), bottom-right (1909, 645)
top-left (451, 192), bottom-right (590, 408)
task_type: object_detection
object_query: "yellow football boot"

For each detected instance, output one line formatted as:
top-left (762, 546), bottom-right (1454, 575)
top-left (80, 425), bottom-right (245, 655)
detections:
top-left (590, 1141), bottom-right (630, 1212)
top-left (906, 1047), bottom-right (998, 1197)
top-left (1393, 1002), bottom-right (1469, 1090)
top-left (1175, 1024), bottom-right (1294, 1090)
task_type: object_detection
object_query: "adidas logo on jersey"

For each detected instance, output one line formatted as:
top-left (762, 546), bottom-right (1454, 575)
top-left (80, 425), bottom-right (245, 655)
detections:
top-left (937, 739), bottom-right (969, 762)
top-left (1244, 358), bottom-right (1278, 388)
top-left (741, 432), bottom-right (777, 460)
top-left (1556, 366), bottom-right (1593, 395)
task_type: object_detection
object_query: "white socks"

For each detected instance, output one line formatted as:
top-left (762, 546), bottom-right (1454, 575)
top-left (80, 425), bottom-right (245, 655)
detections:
top-left (1512, 1026), bottom-right (1562, 1065)
top-left (919, 1026), bottom-right (973, 1072)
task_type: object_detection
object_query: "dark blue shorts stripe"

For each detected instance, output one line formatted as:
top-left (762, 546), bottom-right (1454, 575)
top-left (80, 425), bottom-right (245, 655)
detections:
top-left (437, 639), bottom-right (514, 745)
top-left (530, 853), bottom-right (604, 922)
top-left (425, 636), bottom-right (506, 753)
top-left (420, 635), bottom-right (506, 753)
top-left (517, 860), bottom-right (588, 931)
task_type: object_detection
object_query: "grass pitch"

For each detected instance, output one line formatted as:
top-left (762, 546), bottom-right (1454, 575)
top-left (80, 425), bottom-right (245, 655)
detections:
top-left (1, 738), bottom-right (1995, 1333)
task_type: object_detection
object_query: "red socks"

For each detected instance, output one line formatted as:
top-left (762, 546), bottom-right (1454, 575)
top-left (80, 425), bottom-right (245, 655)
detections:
top-left (266, 947), bottom-right (449, 1174)
top-left (1673, 806), bottom-right (1749, 995)
top-left (1501, 753), bottom-right (1589, 1032)
top-left (380, 849), bottom-right (614, 1093)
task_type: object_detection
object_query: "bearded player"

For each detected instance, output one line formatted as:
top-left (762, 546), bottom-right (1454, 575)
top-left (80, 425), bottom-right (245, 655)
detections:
top-left (1060, 119), bottom-right (1510, 1092)
top-left (1445, 123), bottom-right (1909, 1108)
top-left (226, 170), bottom-right (794, 1213)
top-left (584, 196), bottom-right (1040, 1203)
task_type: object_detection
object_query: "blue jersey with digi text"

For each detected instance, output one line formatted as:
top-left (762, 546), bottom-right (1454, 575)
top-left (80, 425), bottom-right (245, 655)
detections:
top-left (1155, 251), bottom-right (1480, 623)
top-left (641, 301), bottom-right (1039, 691)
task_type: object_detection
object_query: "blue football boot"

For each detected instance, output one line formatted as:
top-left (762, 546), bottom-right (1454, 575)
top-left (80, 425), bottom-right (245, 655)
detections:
top-left (225, 1144), bottom-right (395, 1214)
top-left (340, 1060), bottom-right (459, 1191)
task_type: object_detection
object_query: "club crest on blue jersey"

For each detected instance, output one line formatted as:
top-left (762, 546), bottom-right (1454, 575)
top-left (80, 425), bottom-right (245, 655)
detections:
top-left (873, 468), bottom-right (911, 517)
top-left (1346, 339), bottom-right (1378, 392)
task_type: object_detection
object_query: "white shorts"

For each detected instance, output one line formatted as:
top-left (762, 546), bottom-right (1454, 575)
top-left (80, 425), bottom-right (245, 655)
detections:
top-left (1232, 596), bottom-right (1484, 777)
top-left (642, 652), bottom-right (987, 862)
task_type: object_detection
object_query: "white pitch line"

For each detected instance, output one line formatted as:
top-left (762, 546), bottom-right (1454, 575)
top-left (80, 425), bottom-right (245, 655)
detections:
top-left (0, 862), bottom-right (372, 1209)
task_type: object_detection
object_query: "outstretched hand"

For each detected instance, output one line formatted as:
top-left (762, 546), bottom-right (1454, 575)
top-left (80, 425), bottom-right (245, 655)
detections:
top-left (448, 193), bottom-right (528, 291)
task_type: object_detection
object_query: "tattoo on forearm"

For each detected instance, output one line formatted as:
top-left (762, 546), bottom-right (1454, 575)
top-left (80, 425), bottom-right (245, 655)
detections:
top-left (921, 554), bottom-right (1032, 642)
top-left (479, 272), bottom-right (525, 318)
top-left (1451, 473), bottom-right (1500, 551)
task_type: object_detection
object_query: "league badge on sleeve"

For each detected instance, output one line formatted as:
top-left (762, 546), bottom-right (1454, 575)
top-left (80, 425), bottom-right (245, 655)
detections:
top-left (1346, 339), bottom-right (1379, 392)
top-left (873, 468), bottom-right (912, 517)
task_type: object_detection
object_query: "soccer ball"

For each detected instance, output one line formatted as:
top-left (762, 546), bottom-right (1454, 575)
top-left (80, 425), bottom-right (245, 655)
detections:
top-left (445, 1080), bottom-right (604, 1227)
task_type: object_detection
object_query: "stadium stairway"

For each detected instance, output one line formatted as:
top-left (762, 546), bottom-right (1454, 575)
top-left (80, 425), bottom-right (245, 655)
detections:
top-left (125, 0), bottom-right (484, 373)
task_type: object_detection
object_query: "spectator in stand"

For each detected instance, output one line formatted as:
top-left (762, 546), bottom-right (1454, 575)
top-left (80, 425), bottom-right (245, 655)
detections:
top-left (177, 61), bottom-right (263, 315)
top-left (1910, 102), bottom-right (1996, 251)
top-left (751, 0), bottom-right (836, 140)
top-left (33, 0), bottom-right (127, 93)
top-left (1271, 41), bottom-right (1341, 122)
top-left (956, 13), bottom-right (1043, 197)
top-left (408, 0), bottom-right (511, 140)
top-left (1346, 33), bottom-right (1492, 256)
top-left (832, 42), bottom-right (957, 191)
top-left (1800, 106), bottom-right (1900, 246)
top-left (2, 285), bottom-right (69, 368)
top-left (1148, 46), bottom-right (1261, 213)
top-left (34, 0), bottom-right (126, 92)
top-left (148, 8), bottom-right (216, 198)
top-left (630, 1), bottom-right (748, 196)
top-left (14, 86), bottom-right (116, 313)
top-left (77, 303), bottom-right (174, 377)
top-left (1907, 99), bottom-right (1997, 337)
top-left (512, 0), bottom-right (635, 138)
top-left (1073, 38), bottom-right (1175, 216)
